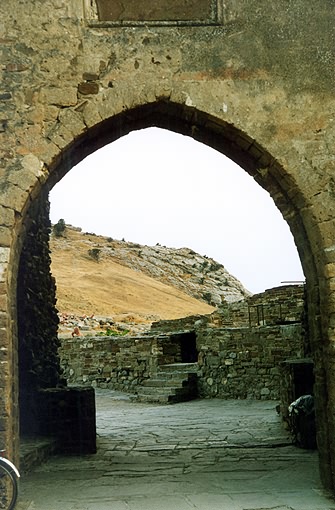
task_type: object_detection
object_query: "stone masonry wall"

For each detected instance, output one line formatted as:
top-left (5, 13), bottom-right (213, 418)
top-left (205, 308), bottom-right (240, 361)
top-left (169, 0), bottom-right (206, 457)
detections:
top-left (17, 192), bottom-right (64, 434)
top-left (207, 285), bottom-right (305, 329)
top-left (1, 0), bottom-right (335, 489)
top-left (59, 286), bottom-right (306, 399)
top-left (197, 323), bottom-right (303, 400)
top-left (151, 286), bottom-right (305, 330)
top-left (60, 334), bottom-right (165, 390)
top-left (59, 321), bottom-right (304, 400)
top-left (16, 194), bottom-right (96, 454)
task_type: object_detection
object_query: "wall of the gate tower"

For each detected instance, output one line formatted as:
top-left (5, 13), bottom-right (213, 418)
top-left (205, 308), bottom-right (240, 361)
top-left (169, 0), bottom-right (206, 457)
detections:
top-left (0, 0), bottom-right (334, 489)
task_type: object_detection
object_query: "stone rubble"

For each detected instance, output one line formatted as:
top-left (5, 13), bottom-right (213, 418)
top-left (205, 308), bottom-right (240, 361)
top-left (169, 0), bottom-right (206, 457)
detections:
top-left (57, 311), bottom-right (153, 337)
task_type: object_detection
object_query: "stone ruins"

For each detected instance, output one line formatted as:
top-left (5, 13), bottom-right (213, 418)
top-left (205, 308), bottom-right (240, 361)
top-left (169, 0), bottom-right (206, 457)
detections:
top-left (59, 285), bottom-right (308, 415)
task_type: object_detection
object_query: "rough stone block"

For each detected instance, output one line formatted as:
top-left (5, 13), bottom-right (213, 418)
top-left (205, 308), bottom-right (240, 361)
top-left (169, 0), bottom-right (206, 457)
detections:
top-left (42, 87), bottom-right (78, 107)
top-left (0, 206), bottom-right (15, 227)
top-left (0, 182), bottom-right (29, 212)
top-left (0, 227), bottom-right (12, 247)
top-left (78, 82), bottom-right (99, 95)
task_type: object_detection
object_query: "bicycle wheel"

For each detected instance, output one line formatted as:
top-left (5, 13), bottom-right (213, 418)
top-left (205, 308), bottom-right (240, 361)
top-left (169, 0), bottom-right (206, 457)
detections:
top-left (0, 462), bottom-right (18, 510)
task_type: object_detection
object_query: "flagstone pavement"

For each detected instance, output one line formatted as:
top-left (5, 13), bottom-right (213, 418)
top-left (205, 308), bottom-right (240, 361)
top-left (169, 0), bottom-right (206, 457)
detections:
top-left (16, 389), bottom-right (335, 510)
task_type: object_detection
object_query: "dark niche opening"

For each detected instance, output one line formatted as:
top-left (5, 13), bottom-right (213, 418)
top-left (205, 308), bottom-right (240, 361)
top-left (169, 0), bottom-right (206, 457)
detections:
top-left (95, 0), bottom-right (216, 22)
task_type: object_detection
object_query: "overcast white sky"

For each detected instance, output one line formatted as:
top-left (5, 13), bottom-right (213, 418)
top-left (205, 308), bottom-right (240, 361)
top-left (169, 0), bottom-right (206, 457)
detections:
top-left (49, 127), bottom-right (305, 294)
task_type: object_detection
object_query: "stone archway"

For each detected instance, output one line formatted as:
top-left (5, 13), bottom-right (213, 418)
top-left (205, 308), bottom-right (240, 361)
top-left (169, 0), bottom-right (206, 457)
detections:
top-left (1, 0), bottom-right (334, 491)
top-left (14, 99), bottom-right (328, 485)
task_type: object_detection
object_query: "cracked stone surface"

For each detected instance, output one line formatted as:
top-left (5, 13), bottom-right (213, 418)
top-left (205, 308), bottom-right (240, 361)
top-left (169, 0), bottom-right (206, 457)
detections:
top-left (17, 390), bottom-right (335, 510)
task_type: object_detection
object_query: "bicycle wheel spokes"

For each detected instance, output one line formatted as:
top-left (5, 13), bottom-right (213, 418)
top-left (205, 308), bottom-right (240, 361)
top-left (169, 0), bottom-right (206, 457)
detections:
top-left (0, 466), bottom-right (16, 510)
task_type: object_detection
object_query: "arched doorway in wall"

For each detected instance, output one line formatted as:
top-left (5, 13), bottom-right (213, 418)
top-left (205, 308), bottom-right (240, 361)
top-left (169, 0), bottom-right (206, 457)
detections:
top-left (49, 126), bottom-right (305, 296)
top-left (44, 100), bottom-right (317, 303)
top-left (16, 101), bottom-right (328, 487)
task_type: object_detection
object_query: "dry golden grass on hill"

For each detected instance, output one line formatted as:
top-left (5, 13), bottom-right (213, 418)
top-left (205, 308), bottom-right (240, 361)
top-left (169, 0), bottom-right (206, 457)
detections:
top-left (50, 228), bottom-right (215, 325)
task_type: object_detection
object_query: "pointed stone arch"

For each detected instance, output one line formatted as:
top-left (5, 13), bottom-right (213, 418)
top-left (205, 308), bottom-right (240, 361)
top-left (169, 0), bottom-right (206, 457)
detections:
top-left (46, 100), bottom-right (318, 286)
top-left (0, 0), bottom-right (334, 493)
top-left (9, 98), bottom-right (331, 485)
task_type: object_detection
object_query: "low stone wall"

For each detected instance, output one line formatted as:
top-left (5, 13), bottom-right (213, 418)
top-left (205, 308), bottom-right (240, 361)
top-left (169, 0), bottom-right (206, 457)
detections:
top-left (59, 323), bottom-right (305, 400)
top-left (58, 286), bottom-right (307, 400)
top-left (196, 323), bottom-right (304, 400)
top-left (59, 331), bottom-right (201, 391)
top-left (197, 285), bottom-right (305, 329)
top-left (151, 314), bottom-right (211, 333)
top-left (60, 334), bottom-right (163, 390)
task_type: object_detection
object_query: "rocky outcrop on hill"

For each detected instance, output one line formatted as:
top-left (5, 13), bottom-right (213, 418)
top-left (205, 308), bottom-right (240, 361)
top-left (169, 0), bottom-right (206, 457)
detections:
top-left (50, 225), bottom-right (251, 336)
top-left (101, 241), bottom-right (250, 305)
top-left (62, 226), bottom-right (250, 306)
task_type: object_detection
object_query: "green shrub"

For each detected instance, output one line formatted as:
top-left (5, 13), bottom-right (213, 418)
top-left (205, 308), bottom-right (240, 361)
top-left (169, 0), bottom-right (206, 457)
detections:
top-left (96, 328), bottom-right (130, 337)
top-left (53, 218), bottom-right (66, 237)
top-left (88, 248), bottom-right (101, 261)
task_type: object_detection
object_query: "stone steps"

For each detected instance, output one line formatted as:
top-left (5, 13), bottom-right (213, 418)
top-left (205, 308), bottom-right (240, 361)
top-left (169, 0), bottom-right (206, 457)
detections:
top-left (135, 363), bottom-right (199, 404)
top-left (158, 362), bottom-right (198, 369)
top-left (20, 436), bottom-right (58, 474)
top-left (142, 378), bottom-right (189, 387)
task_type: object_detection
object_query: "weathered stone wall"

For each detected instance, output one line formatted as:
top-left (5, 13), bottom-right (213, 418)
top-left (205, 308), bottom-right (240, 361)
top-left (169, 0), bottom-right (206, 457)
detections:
top-left (60, 331), bottom-right (198, 390)
top-left (17, 193), bottom-right (64, 435)
top-left (1, 0), bottom-right (335, 488)
top-left (151, 314), bottom-right (211, 333)
top-left (60, 334), bottom-right (163, 390)
top-left (197, 324), bottom-right (303, 400)
top-left (203, 285), bottom-right (306, 328)
top-left (15, 194), bottom-right (96, 454)
top-left (59, 321), bottom-right (304, 399)
top-left (152, 285), bottom-right (306, 331)
top-left (59, 286), bottom-right (306, 400)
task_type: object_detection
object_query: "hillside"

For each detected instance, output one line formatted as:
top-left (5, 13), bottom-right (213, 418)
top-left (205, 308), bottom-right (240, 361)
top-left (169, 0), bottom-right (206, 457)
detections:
top-left (50, 225), bottom-right (250, 334)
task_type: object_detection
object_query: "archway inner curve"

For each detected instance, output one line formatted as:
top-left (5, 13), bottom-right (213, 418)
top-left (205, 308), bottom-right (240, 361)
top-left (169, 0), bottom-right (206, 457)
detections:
top-left (49, 125), bottom-right (305, 295)
top-left (46, 100), bottom-right (315, 287)
top-left (17, 99), bottom-right (331, 491)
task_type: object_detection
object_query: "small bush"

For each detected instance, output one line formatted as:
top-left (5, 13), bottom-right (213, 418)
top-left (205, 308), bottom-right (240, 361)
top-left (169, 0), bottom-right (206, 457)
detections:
top-left (209, 262), bottom-right (221, 272)
top-left (88, 248), bottom-right (101, 261)
top-left (96, 328), bottom-right (130, 337)
top-left (202, 292), bottom-right (212, 305)
top-left (53, 218), bottom-right (66, 237)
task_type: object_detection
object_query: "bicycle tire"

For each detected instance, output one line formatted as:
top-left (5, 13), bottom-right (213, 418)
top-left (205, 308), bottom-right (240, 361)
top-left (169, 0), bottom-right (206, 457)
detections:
top-left (0, 460), bottom-right (18, 510)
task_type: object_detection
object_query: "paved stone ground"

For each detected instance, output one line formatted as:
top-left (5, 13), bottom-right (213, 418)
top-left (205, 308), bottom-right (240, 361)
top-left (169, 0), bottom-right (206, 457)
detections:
top-left (17, 390), bottom-right (335, 510)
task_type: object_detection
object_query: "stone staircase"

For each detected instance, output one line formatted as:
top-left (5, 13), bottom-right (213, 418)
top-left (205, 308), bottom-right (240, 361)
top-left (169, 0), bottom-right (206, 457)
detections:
top-left (20, 436), bottom-right (58, 474)
top-left (134, 363), bottom-right (199, 404)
